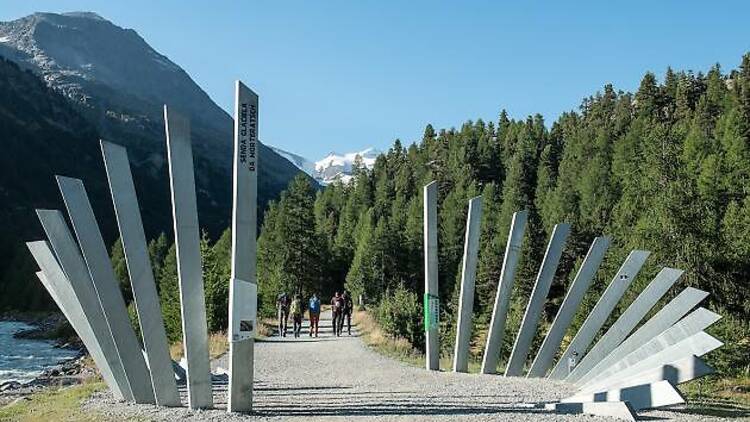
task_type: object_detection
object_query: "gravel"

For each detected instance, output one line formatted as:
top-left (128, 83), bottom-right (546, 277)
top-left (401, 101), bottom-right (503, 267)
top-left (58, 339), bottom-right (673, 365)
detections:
top-left (84, 314), bottom-right (732, 421)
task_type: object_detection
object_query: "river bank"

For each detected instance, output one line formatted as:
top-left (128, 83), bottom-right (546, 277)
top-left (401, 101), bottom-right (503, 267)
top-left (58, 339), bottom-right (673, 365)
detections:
top-left (0, 316), bottom-right (90, 407)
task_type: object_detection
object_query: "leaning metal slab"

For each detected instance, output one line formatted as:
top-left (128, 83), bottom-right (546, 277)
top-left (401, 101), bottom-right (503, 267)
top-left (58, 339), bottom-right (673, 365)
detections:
top-left (580, 355), bottom-right (714, 396)
top-left (56, 176), bottom-right (155, 404)
top-left (101, 141), bottom-right (181, 407)
top-left (575, 286), bottom-right (708, 386)
top-left (567, 267), bottom-right (683, 384)
top-left (563, 380), bottom-right (685, 411)
top-left (164, 106), bottom-right (213, 409)
top-left (505, 223), bottom-right (570, 376)
top-left (35, 210), bottom-right (134, 401)
top-left (481, 210), bottom-right (528, 374)
top-left (424, 181), bottom-right (440, 371)
top-left (549, 250), bottom-right (650, 380)
top-left (528, 236), bottom-right (610, 377)
top-left (28, 242), bottom-right (124, 400)
top-left (228, 81), bottom-right (259, 412)
top-left (453, 196), bottom-right (483, 373)
top-left (579, 309), bottom-right (722, 392)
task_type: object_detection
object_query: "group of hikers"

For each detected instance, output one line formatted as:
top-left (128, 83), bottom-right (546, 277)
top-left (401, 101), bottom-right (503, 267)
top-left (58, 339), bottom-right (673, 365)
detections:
top-left (276, 291), bottom-right (354, 338)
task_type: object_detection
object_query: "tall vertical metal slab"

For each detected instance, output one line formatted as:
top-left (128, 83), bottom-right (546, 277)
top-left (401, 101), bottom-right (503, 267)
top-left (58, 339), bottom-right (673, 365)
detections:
top-left (27, 241), bottom-right (124, 400)
top-left (548, 250), bottom-right (650, 380)
top-left (527, 236), bottom-right (610, 377)
top-left (101, 141), bottom-right (181, 407)
top-left (228, 81), bottom-right (259, 412)
top-left (578, 307), bottom-right (721, 393)
top-left (452, 196), bottom-right (483, 373)
top-left (480, 210), bottom-right (528, 374)
top-left (164, 106), bottom-right (213, 409)
top-left (576, 286), bottom-right (708, 386)
top-left (56, 176), bottom-right (155, 404)
top-left (566, 267), bottom-right (683, 384)
top-left (504, 223), bottom-right (570, 376)
top-left (423, 181), bottom-right (440, 371)
top-left (35, 210), bottom-right (133, 401)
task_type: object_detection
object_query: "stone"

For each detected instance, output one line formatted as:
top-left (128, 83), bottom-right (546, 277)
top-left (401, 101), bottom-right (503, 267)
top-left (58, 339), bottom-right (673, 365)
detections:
top-left (56, 176), bottom-right (155, 404)
top-left (101, 140), bottom-right (181, 407)
top-left (228, 81), bottom-right (259, 413)
top-left (452, 196), bottom-right (482, 373)
top-left (527, 236), bottom-right (610, 377)
top-left (566, 267), bottom-right (683, 383)
top-left (575, 286), bottom-right (708, 386)
top-left (423, 181), bottom-right (440, 371)
top-left (164, 105), bottom-right (213, 409)
top-left (505, 223), bottom-right (570, 376)
top-left (35, 211), bottom-right (134, 401)
top-left (480, 210), bottom-right (528, 375)
top-left (549, 250), bottom-right (650, 380)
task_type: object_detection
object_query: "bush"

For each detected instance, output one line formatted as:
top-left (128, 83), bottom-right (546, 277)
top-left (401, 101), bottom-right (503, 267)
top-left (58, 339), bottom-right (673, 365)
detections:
top-left (375, 283), bottom-right (424, 350)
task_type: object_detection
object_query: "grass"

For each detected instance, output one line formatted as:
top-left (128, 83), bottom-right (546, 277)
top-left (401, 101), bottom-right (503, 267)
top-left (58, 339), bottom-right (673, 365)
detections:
top-left (0, 380), bottom-right (108, 422)
top-left (169, 331), bottom-right (230, 361)
top-left (680, 376), bottom-right (750, 407)
top-left (353, 309), bottom-right (485, 372)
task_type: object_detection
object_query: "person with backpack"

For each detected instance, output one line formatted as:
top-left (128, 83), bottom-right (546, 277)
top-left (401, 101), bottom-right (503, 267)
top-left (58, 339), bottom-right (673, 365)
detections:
top-left (342, 290), bottom-right (354, 335)
top-left (276, 292), bottom-right (290, 337)
top-left (331, 291), bottom-right (345, 336)
top-left (290, 294), bottom-right (304, 338)
top-left (308, 293), bottom-right (321, 337)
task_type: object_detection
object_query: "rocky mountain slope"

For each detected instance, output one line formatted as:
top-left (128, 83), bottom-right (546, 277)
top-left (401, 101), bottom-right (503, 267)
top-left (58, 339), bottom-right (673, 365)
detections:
top-left (0, 12), bottom-right (306, 311)
top-left (270, 146), bottom-right (381, 184)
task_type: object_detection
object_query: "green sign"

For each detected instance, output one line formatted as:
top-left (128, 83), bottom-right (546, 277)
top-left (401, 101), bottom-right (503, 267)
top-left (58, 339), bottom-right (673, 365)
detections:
top-left (424, 293), bottom-right (439, 331)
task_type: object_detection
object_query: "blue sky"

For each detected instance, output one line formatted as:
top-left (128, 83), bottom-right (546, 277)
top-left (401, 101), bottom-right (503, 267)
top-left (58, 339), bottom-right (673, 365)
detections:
top-left (2, 1), bottom-right (750, 160)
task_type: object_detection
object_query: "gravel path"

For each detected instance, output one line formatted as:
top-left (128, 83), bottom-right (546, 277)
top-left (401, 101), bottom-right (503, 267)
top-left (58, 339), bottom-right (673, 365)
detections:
top-left (84, 313), bottom-right (733, 421)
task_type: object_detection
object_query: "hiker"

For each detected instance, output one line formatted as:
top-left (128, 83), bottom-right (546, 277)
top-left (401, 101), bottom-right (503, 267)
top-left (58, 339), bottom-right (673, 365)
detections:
top-left (331, 291), bottom-right (345, 336)
top-left (308, 293), bottom-right (321, 337)
top-left (276, 292), bottom-right (290, 337)
top-left (290, 294), bottom-right (304, 338)
top-left (342, 290), bottom-right (354, 335)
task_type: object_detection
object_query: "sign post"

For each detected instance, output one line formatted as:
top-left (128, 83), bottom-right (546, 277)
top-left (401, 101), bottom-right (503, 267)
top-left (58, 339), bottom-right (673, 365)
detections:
top-left (227, 81), bottom-right (259, 412)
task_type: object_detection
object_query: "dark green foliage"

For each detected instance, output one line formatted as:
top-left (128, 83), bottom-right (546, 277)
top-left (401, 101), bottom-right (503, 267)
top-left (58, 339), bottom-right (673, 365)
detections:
top-left (376, 283), bottom-right (424, 349)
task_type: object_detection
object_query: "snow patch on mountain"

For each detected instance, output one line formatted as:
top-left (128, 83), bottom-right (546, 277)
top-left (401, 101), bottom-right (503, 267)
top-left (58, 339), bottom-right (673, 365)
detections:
top-left (270, 146), bottom-right (381, 185)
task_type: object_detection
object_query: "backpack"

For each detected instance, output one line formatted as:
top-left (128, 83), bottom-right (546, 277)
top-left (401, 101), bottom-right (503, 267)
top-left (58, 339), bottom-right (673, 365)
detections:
top-left (290, 299), bottom-right (302, 316)
top-left (309, 297), bottom-right (320, 313)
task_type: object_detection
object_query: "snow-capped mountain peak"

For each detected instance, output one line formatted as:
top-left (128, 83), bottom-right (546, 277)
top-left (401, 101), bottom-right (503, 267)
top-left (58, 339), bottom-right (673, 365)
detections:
top-left (270, 146), bottom-right (381, 185)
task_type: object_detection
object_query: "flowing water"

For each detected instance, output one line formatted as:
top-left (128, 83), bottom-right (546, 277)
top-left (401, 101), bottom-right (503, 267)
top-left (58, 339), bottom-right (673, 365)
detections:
top-left (0, 321), bottom-right (78, 384)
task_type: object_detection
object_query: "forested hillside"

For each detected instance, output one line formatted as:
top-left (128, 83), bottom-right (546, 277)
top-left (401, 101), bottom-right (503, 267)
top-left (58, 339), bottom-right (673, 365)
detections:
top-left (250, 55), bottom-right (750, 377)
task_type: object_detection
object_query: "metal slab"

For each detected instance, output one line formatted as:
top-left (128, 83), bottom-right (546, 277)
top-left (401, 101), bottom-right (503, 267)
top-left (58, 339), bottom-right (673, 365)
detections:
top-left (575, 286), bottom-right (708, 386)
top-left (228, 81), bottom-right (259, 412)
top-left (549, 250), bottom-right (651, 380)
top-left (579, 307), bottom-right (721, 392)
top-left (505, 223), bottom-right (570, 376)
top-left (28, 242), bottom-right (124, 400)
top-left (164, 106), bottom-right (213, 409)
top-left (548, 401), bottom-right (637, 421)
top-left (423, 181), bottom-right (440, 371)
top-left (563, 380), bottom-right (685, 411)
top-left (579, 355), bottom-right (713, 395)
top-left (101, 141), bottom-right (181, 407)
top-left (35, 210), bottom-right (134, 401)
top-left (56, 176), bottom-right (155, 404)
top-left (480, 210), bottom-right (528, 374)
top-left (452, 196), bottom-right (483, 373)
top-left (527, 236), bottom-right (610, 377)
top-left (567, 267), bottom-right (683, 383)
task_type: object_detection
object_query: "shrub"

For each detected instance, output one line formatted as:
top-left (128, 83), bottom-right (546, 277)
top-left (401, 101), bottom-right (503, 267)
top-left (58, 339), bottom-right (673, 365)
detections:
top-left (375, 283), bottom-right (425, 350)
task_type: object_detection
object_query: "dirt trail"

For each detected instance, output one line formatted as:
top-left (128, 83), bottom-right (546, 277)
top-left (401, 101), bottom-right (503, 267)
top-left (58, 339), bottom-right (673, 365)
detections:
top-left (85, 312), bottom-right (711, 421)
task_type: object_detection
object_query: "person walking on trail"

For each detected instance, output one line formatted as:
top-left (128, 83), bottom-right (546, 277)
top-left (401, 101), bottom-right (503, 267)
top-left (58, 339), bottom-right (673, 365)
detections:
top-left (290, 294), bottom-right (304, 338)
top-left (331, 291), bottom-right (345, 336)
top-left (276, 292), bottom-right (290, 337)
top-left (342, 291), bottom-right (354, 335)
top-left (308, 293), bottom-right (321, 337)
